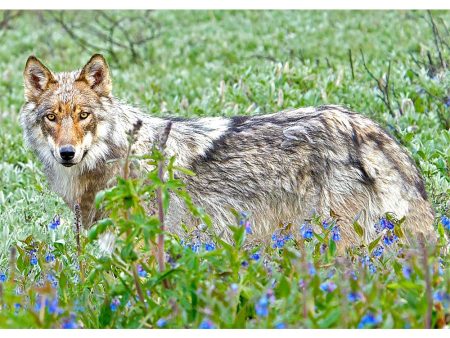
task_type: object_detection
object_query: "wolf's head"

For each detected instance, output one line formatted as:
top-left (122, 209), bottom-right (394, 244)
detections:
top-left (21, 54), bottom-right (121, 170)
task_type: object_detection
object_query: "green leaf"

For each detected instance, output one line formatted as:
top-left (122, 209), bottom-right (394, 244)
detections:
top-left (88, 219), bottom-right (113, 241)
top-left (352, 221), bottom-right (364, 238)
top-left (328, 237), bottom-right (337, 257)
top-left (173, 166), bottom-right (196, 176)
top-left (99, 301), bottom-right (113, 327)
top-left (368, 235), bottom-right (382, 253)
top-left (318, 308), bottom-right (341, 328)
top-left (94, 190), bottom-right (106, 209)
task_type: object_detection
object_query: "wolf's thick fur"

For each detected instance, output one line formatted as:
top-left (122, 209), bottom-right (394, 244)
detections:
top-left (20, 54), bottom-right (436, 247)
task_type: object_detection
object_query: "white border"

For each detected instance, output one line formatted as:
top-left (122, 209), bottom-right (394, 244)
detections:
top-left (0, 0), bottom-right (449, 10)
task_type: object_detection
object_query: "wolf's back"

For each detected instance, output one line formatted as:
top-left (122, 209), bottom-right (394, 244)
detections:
top-left (173, 105), bottom-right (435, 246)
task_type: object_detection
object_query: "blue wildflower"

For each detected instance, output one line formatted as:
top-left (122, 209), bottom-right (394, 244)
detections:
top-left (320, 281), bottom-right (337, 293)
top-left (46, 297), bottom-right (60, 314)
top-left (300, 223), bottom-right (314, 240)
top-left (0, 271), bottom-right (6, 283)
top-left (372, 245), bottom-right (384, 258)
top-left (358, 312), bottom-right (382, 328)
top-left (275, 323), bottom-right (286, 329)
top-left (361, 255), bottom-right (370, 267)
top-left (49, 215), bottom-right (61, 230)
top-left (444, 96), bottom-right (450, 108)
top-left (245, 220), bottom-right (252, 234)
top-left (251, 252), bottom-right (260, 261)
top-left (199, 319), bottom-right (215, 329)
top-left (47, 273), bottom-right (58, 288)
top-left (381, 218), bottom-right (394, 230)
top-left (205, 243), bottom-right (215, 251)
top-left (45, 252), bottom-right (55, 263)
top-left (276, 238), bottom-right (285, 248)
top-left (298, 279), bottom-right (305, 288)
top-left (375, 217), bottom-right (394, 233)
top-left (284, 233), bottom-right (293, 241)
top-left (347, 292), bottom-right (362, 302)
top-left (271, 231), bottom-right (294, 249)
top-left (14, 303), bottom-right (21, 314)
top-left (402, 265), bottom-right (412, 279)
top-left (110, 297), bottom-right (120, 312)
top-left (61, 315), bottom-right (78, 329)
top-left (383, 234), bottom-right (398, 246)
top-left (441, 216), bottom-right (450, 231)
top-left (30, 255), bottom-right (38, 266)
top-left (331, 226), bottom-right (341, 241)
top-left (241, 260), bottom-right (249, 267)
top-left (191, 243), bottom-right (201, 253)
top-left (308, 263), bottom-right (316, 276)
top-left (255, 295), bottom-right (269, 317)
top-left (322, 220), bottom-right (330, 229)
top-left (137, 265), bottom-right (147, 278)
top-left (368, 263), bottom-right (377, 274)
top-left (230, 283), bottom-right (239, 292)
top-left (156, 318), bottom-right (168, 328)
top-left (433, 291), bottom-right (449, 303)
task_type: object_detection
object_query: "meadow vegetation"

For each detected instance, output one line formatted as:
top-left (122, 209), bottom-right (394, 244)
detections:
top-left (0, 10), bottom-right (449, 328)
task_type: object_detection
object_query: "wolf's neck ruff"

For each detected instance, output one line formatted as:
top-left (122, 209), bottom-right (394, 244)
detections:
top-left (20, 54), bottom-right (436, 248)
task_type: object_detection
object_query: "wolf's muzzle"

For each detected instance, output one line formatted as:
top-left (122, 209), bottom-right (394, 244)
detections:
top-left (60, 145), bottom-right (76, 161)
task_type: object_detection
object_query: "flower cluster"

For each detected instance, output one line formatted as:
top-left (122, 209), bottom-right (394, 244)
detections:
top-left (372, 245), bottom-right (384, 258)
top-left (375, 218), bottom-right (394, 233)
top-left (320, 280), bottom-right (337, 293)
top-left (156, 318), bottom-right (168, 328)
top-left (441, 215), bottom-right (450, 231)
top-left (110, 297), bottom-right (121, 312)
top-left (300, 222), bottom-right (314, 240)
top-left (181, 240), bottom-right (216, 253)
top-left (199, 319), bottom-right (216, 329)
top-left (239, 211), bottom-right (253, 235)
top-left (358, 312), bottom-right (382, 328)
top-left (49, 215), bottom-right (61, 230)
top-left (34, 294), bottom-right (63, 315)
top-left (61, 315), bottom-right (78, 329)
top-left (374, 217), bottom-right (399, 247)
top-left (137, 264), bottom-right (147, 278)
top-left (271, 231), bottom-right (293, 249)
top-left (361, 255), bottom-right (377, 274)
top-left (331, 226), bottom-right (341, 241)
top-left (347, 292), bottom-right (363, 303)
top-left (255, 289), bottom-right (275, 317)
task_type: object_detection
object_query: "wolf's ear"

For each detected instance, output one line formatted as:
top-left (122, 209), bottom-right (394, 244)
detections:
top-left (23, 56), bottom-right (56, 101)
top-left (77, 54), bottom-right (112, 97)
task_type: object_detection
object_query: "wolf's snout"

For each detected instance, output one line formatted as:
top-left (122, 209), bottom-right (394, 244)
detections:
top-left (59, 145), bottom-right (76, 161)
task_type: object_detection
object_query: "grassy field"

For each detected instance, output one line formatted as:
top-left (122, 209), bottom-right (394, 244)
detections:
top-left (0, 10), bottom-right (449, 328)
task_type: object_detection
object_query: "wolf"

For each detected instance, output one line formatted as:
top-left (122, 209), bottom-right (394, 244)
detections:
top-left (20, 54), bottom-right (436, 248)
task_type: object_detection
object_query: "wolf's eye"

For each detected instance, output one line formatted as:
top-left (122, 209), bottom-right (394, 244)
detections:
top-left (46, 114), bottom-right (56, 121)
top-left (80, 112), bottom-right (90, 120)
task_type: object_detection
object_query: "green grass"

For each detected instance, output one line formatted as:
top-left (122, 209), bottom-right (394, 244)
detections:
top-left (0, 10), bottom-right (449, 328)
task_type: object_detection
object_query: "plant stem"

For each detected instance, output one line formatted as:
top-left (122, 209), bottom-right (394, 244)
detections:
top-left (132, 263), bottom-right (146, 304)
top-left (419, 234), bottom-right (432, 329)
top-left (156, 121), bottom-right (172, 288)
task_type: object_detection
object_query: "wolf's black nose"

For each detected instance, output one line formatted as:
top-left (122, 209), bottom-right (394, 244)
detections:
top-left (60, 145), bottom-right (76, 161)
